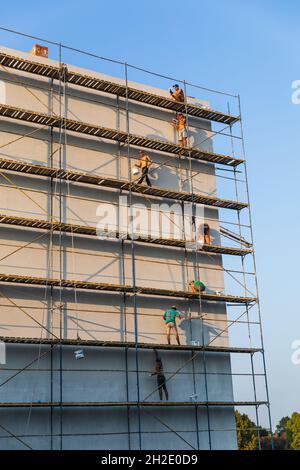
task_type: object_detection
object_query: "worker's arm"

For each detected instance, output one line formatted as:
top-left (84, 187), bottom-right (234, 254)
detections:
top-left (177, 310), bottom-right (187, 319)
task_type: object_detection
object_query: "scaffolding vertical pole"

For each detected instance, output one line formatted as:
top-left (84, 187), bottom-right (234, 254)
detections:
top-left (116, 90), bottom-right (131, 449)
top-left (227, 100), bottom-right (260, 447)
top-left (58, 43), bottom-right (67, 450)
top-left (49, 75), bottom-right (54, 450)
top-left (181, 79), bottom-right (201, 449)
top-left (124, 63), bottom-right (142, 449)
top-left (182, 83), bottom-right (212, 449)
top-left (237, 95), bottom-right (273, 448)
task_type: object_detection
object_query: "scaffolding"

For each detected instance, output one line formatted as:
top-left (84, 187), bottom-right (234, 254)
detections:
top-left (0, 28), bottom-right (272, 450)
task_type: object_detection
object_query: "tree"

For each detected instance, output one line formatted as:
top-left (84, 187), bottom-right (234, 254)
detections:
top-left (276, 416), bottom-right (290, 435)
top-left (235, 411), bottom-right (258, 450)
top-left (286, 413), bottom-right (300, 450)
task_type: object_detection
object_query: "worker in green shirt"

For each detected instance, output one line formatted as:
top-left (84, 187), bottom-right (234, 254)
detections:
top-left (188, 280), bottom-right (206, 294)
top-left (163, 306), bottom-right (184, 345)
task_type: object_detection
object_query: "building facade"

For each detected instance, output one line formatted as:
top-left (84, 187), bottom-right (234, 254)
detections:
top-left (0, 43), bottom-right (270, 449)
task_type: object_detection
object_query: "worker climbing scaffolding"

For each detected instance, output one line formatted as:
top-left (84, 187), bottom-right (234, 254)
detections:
top-left (197, 223), bottom-right (211, 245)
top-left (150, 351), bottom-right (169, 401)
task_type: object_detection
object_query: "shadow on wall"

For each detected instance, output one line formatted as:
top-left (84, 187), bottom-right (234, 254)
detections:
top-left (179, 318), bottom-right (223, 346)
top-left (149, 164), bottom-right (179, 191)
top-left (188, 129), bottom-right (213, 153)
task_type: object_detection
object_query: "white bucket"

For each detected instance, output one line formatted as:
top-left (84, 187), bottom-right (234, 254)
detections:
top-left (74, 349), bottom-right (85, 360)
top-left (132, 166), bottom-right (140, 176)
top-left (189, 394), bottom-right (198, 402)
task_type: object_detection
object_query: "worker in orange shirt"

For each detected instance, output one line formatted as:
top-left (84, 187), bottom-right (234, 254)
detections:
top-left (169, 84), bottom-right (185, 103)
top-left (171, 113), bottom-right (188, 147)
top-left (136, 150), bottom-right (152, 186)
top-left (203, 224), bottom-right (211, 244)
top-left (197, 223), bottom-right (211, 245)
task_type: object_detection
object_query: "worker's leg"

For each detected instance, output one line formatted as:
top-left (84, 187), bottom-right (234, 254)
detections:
top-left (178, 130), bottom-right (183, 147)
top-left (137, 169), bottom-right (146, 184)
top-left (163, 382), bottom-right (169, 400)
top-left (173, 325), bottom-right (180, 345)
top-left (158, 383), bottom-right (163, 400)
top-left (145, 168), bottom-right (152, 187)
top-left (204, 234), bottom-right (211, 245)
top-left (182, 129), bottom-right (188, 147)
top-left (166, 324), bottom-right (171, 344)
top-left (137, 174), bottom-right (145, 184)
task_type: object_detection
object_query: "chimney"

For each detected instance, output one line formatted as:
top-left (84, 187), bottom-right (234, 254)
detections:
top-left (29, 44), bottom-right (48, 58)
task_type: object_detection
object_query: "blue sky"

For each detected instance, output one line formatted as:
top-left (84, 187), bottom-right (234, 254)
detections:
top-left (0, 0), bottom-right (299, 429)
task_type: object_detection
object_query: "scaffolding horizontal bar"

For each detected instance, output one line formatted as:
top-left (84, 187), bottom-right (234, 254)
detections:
top-left (0, 51), bottom-right (240, 125)
top-left (0, 401), bottom-right (266, 408)
top-left (0, 157), bottom-right (248, 210)
top-left (0, 212), bottom-right (252, 257)
top-left (0, 272), bottom-right (256, 304)
top-left (0, 104), bottom-right (243, 167)
top-left (0, 336), bottom-right (262, 354)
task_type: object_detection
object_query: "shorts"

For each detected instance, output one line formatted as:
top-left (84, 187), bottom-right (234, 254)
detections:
top-left (178, 128), bottom-right (188, 139)
top-left (165, 322), bottom-right (177, 331)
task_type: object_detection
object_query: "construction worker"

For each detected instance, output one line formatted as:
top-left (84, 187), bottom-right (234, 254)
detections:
top-left (163, 305), bottom-right (184, 345)
top-left (136, 150), bottom-right (152, 187)
top-left (171, 113), bottom-right (188, 147)
top-left (150, 354), bottom-right (169, 401)
top-left (188, 280), bottom-right (206, 294)
top-left (197, 223), bottom-right (211, 245)
top-left (203, 224), bottom-right (211, 244)
top-left (169, 84), bottom-right (185, 103)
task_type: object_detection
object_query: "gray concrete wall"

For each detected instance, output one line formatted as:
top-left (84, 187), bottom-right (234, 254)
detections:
top-left (0, 46), bottom-right (237, 449)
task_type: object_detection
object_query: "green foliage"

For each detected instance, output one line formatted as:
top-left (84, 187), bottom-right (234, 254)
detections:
top-left (276, 416), bottom-right (290, 435)
top-left (235, 411), bottom-right (258, 450)
top-left (286, 413), bottom-right (300, 450)
top-left (234, 412), bottom-right (300, 450)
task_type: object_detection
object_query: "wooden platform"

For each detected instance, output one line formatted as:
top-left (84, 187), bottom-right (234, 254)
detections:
top-left (0, 157), bottom-right (247, 210)
top-left (0, 336), bottom-right (262, 354)
top-left (0, 104), bottom-right (243, 167)
top-left (0, 272), bottom-right (257, 304)
top-left (0, 213), bottom-right (252, 256)
top-left (0, 50), bottom-right (239, 125)
top-left (0, 401), bottom-right (266, 408)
